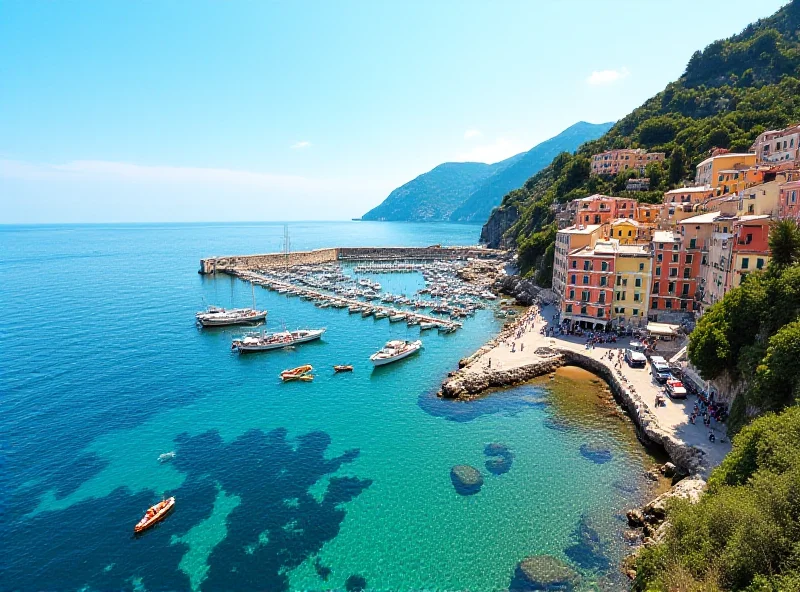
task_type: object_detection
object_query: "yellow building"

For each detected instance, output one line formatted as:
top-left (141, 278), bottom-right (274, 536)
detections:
top-left (694, 152), bottom-right (757, 195)
top-left (609, 218), bottom-right (647, 245)
top-left (612, 244), bottom-right (652, 328)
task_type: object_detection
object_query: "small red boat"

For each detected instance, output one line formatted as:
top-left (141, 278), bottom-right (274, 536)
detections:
top-left (134, 497), bottom-right (175, 533)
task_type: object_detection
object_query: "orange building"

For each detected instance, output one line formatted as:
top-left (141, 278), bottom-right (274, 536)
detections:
top-left (590, 149), bottom-right (665, 177)
top-left (574, 194), bottom-right (638, 226)
top-left (561, 240), bottom-right (617, 329)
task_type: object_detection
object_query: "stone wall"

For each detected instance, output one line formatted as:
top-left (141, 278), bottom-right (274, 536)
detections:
top-left (199, 248), bottom-right (338, 274)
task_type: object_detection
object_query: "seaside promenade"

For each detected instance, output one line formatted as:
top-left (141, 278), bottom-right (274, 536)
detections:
top-left (452, 303), bottom-right (731, 476)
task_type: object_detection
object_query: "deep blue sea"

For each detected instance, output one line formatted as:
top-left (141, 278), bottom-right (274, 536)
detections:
top-left (1, 221), bottom-right (659, 591)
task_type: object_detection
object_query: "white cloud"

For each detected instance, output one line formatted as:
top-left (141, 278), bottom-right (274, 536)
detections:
top-left (290, 140), bottom-right (311, 149)
top-left (463, 129), bottom-right (482, 140)
top-left (586, 67), bottom-right (630, 86)
top-left (454, 137), bottom-right (527, 164)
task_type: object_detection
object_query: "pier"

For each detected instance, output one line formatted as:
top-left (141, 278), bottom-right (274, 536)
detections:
top-left (232, 270), bottom-right (464, 331)
top-left (199, 245), bottom-right (504, 275)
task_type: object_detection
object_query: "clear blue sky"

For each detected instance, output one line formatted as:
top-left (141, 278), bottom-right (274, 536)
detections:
top-left (0, 0), bottom-right (788, 223)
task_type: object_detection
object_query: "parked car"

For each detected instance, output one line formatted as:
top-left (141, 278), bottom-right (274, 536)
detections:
top-left (624, 348), bottom-right (647, 368)
top-left (665, 378), bottom-right (688, 399)
top-left (629, 340), bottom-right (645, 352)
top-left (650, 356), bottom-right (673, 383)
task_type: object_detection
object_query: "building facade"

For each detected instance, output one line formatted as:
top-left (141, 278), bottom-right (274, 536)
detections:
top-left (574, 194), bottom-right (638, 226)
top-left (779, 180), bottom-right (800, 220)
top-left (561, 240), bottom-right (617, 329)
top-left (751, 124), bottom-right (800, 168)
top-left (694, 153), bottom-right (757, 194)
top-left (728, 216), bottom-right (771, 290)
top-left (590, 149), bottom-right (665, 177)
top-left (552, 224), bottom-right (603, 307)
top-left (612, 245), bottom-right (652, 328)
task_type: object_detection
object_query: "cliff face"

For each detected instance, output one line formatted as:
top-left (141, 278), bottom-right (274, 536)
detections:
top-left (479, 205), bottom-right (518, 248)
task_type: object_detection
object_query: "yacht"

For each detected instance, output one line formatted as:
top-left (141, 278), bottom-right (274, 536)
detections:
top-left (370, 340), bottom-right (422, 366)
top-left (196, 306), bottom-right (267, 327)
top-left (232, 329), bottom-right (325, 353)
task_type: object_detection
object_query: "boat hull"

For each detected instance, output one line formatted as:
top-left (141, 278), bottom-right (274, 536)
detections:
top-left (236, 329), bottom-right (325, 352)
top-left (198, 312), bottom-right (267, 327)
top-left (134, 498), bottom-right (175, 533)
top-left (370, 342), bottom-right (422, 366)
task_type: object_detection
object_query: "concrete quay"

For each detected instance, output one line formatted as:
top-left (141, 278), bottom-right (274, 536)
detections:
top-left (440, 304), bottom-right (731, 478)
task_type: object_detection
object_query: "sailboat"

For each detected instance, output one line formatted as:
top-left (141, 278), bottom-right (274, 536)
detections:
top-left (196, 284), bottom-right (267, 327)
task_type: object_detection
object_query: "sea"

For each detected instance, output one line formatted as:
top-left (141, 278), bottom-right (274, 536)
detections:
top-left (1, 221), bottom-right (663, 591)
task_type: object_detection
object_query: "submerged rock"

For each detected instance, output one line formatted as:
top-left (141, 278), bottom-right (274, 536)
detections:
top-left (345, 574), bottom-right (367, 591)
top-left (313, 558), bottom-right (331, 581)
top-left (579, 443), bottom-right (613, 464)
top-left (450, 464), bottom-right (484, 495)
top-left (485, 456), bottom-right (513, 475)
top-left (509, 555), bottom-right (580, 591)
top-left (484, 442), bottom-right (510, 457)
top-left (564, 514), bottom-right (610, 572)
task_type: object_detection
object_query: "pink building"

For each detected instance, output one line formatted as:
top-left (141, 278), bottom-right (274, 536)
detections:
top-left (561, 240), bottom-right (617, 329)
top-left (780, 180), bottom-right (800, 221)
top-left (590, 149), bottom-right (665, 176)
top-left (574, 194), bottom-right (638, 226)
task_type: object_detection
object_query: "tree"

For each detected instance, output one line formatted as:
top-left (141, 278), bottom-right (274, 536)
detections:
top-left (769, 219), bottom-right (800, 268)
top-left (668, 146), bottom-right (686, 186)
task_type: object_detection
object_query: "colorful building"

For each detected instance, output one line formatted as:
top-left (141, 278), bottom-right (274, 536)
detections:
top-left (574, 194), bottom-right (638, 226)
top-left (728, 215), bottom-right (771, 290)
top-left (612, 244), bottom-right (653, 328)
top-left (699, 215), bottom-right (736, 311)
top-left (751, 124), bottom-right (800, 168)
top-left (590, 149), bottom-right (665, 177)
top-left (561, 240), bottom-right (617, 329)
top-left (735, 178), bottom-right (783, 217)
top-left (608, 218), bottom-right (642, 244)
top-left (694, 152), bottom-right (757, 195)
top-left (780, 180), bottom-right (800, 220)
top-left (552, 224), bottom-right (603, 307)
top-left (661, 187), bottom-right (714, 228)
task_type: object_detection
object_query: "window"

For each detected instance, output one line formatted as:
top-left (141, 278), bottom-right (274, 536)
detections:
top-left (673, 244), bottom-right (680, 250)
top-left (581, 290), bottom-right (590, 301)
top-left (570, 274), bottom-right (576, 284)
top-left (668, 282), bottom-right (675, 293)
top-left (617, 307), bottom-right (625, 314)
top-left (633, 308), bottom-right (639, 316)
top-left (657, 253), bottom-right (663, 262)
top-left (639, 263), bottom-right (645, 271)
top-left (656, 266), bottom-right (661, 276)
top-left (635, 278), bottom-right (642, 287)
top-left (683, 268), bottom-right (691, 279)
top-left (666, 300), bottom-right (673, 309)
top-left (685, 254), bottom-right (693, 264)
top-left (598, 293), bottom-right (606, 304)
top-left (600, 277), bottom-right (607, 287)
top-left (682, 284), bottom-right (690, 295)
top-left (569, 289), bottom-right (575, 300)
top-left (566, 304), bottom-right (572, 313)
top-left (628, 230), bottom-right (632, 237)
top-left (597, 308), bottom-right (604, 318)
top-left (652, 299), bottom-right (658, 309)
top-left (634, 292), bottom-right (641, 302)
top-left (581, 306), bottom-right (587, 315)
top-left (601, 261), bottom-right (608, 271)
top-left (583, 260), bottom-right (590, 271)
top-left (652, 281), bottom-right (660, 293)
top-left (680, 301), bottom-right (688, 310)
top-left (671, 253), bottom-right (679, 263)
top-left (757, 258), bottom-right (765, 269)
top-left (690, 238), bottom-right (696, 249)
top-left (669, 268), bottom-right (678, 277)
top-left (583, 275), bottom-right (589, 285)
top-left (741, 257), bottom-right (750, 270)
top-left (571, 261), bottom-right (577, 269)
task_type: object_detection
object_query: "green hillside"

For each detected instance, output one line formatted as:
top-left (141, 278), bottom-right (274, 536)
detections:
top-left (482, 0), bottom-right (800, 285)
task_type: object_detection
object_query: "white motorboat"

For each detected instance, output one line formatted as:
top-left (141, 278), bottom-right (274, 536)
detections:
top-left (232, 329), bottom-right (325, 352)
top-left (419, 322), bottom-right (438, 330)
top-left (389, 313), bottom-right (406, 323)
top-left (370, 340), bottom-right (422, 366)
top-left (374, 310), bottom-right (389, 319)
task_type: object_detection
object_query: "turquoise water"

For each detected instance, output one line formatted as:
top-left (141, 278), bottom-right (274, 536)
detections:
top-left (2, 222), bottom-right (657, 591)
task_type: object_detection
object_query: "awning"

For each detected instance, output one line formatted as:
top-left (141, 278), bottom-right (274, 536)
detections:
top-left (647, 322), bottom-right (680, 336)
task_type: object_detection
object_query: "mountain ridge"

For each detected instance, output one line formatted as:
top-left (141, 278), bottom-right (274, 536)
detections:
top-left (360, 121), bottom-right (613, 223)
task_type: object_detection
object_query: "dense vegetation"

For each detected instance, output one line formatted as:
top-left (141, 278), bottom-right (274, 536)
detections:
top-left (483, 0), bottom-right (800, 280)
top-left (632, 220), bottom-right (800, 590)
top-left (633, 406), bottom-right (800, 591)
top-left (361, 121), bottom-right (611, 222)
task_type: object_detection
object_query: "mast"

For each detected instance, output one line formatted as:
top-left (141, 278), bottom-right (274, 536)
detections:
top-left (251, 282), bottom-right (256, 310)
top-left (283, 223), bottom-right (291, 272)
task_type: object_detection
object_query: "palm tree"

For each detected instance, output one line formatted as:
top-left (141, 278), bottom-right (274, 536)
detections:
top-left (769, 218), bottom-right (800, 268)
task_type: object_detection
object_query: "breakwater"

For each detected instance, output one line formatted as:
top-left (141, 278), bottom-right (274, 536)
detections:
top-left (440, 349), bottom-right (707, 476)
top-left (199, 245), bottom-right (505, 274)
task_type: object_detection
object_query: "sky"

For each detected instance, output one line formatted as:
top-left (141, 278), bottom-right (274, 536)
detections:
top-left (0, 0), bottom-right (789, 223)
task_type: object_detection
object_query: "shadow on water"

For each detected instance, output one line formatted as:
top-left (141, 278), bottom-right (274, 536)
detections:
top-left (417, 383), bottom-right (549, 423)
top-left (2, 427), bottom-right (371, 592)
top-left (563, 514), bottom-right (611, 572)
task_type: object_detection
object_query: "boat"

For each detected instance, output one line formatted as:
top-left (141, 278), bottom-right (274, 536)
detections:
top-left (374, 310), bottom-right (389, 319)
top-left (196, 306), bottom-right (267, 327)
top-left (333, 365), bottom-right (354, 372)
top-left (406, 317), bottom-right (420, 326)
top-left (369, 340), bottom-right (422, 366)
top-left (348, 305), bottom-right (364, 314)
top-left (232, 329), bottom-right (325, 353)
top-left (419, 322), bottom-right (438, 331)
top-left (158, 451), bottom-right (176, 463)
top-left (438, 325), bottom-right (457, 334)
top-left (389, 313), bottom-right (406, 323)
top-left (361, 308), bottom-right (374, 318)
top-left (134, 497), bottom-right (175, 533)
top-left (197, 284), bottom-right (267, 327)
top-left (280, 364), bottom-right (313, 381)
